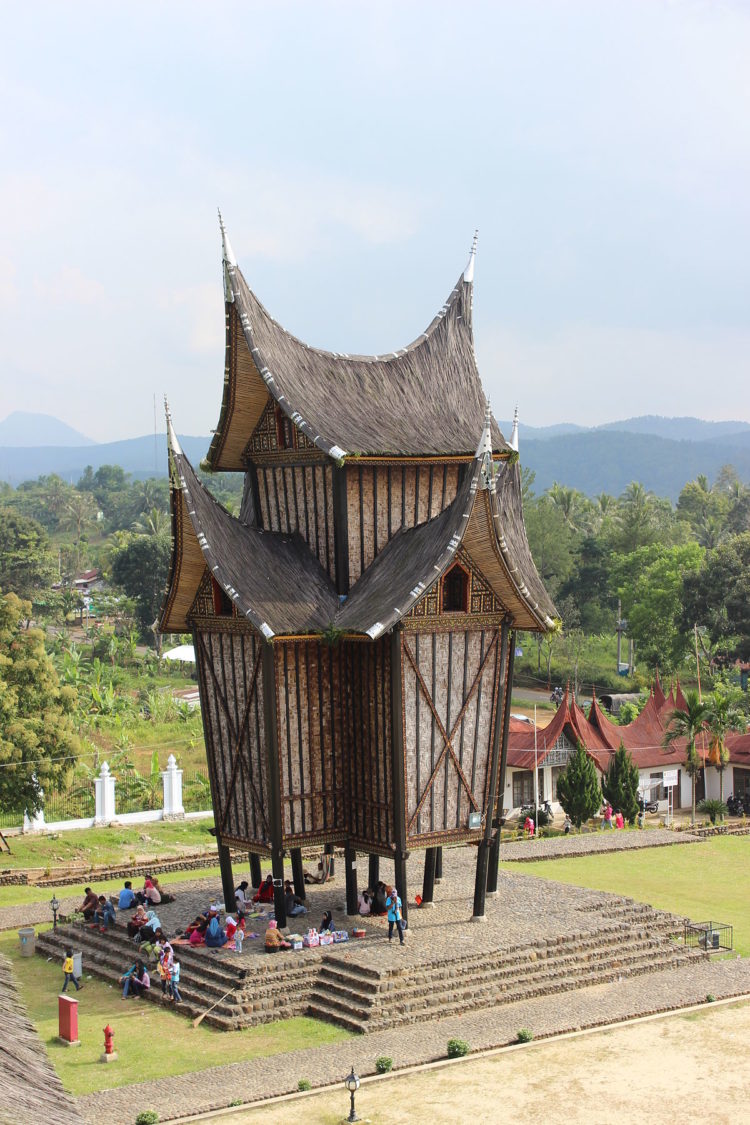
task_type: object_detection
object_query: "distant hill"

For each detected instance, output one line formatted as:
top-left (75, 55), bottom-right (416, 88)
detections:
top-left (498, 415), bottom-right (750, 444)
top-left (0, 411), bottom-right (94, 448)
top-left (0, 434), bottom-right (210, 485)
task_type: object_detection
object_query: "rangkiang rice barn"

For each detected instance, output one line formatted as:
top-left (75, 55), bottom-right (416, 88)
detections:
top-left (160, 224), bottom-right (557, 926)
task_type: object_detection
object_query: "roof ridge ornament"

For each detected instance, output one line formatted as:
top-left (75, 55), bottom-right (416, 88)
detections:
top-left (509, 406), bottom-right (519, 452)
top-left (164, 397), bottom-right (183, 491)
top-left (218, 209), bottom-right (236, 304)
top-left (475, 400), bottom-right (495, 491)
top-left (463, 229), bottom-right (478, 283)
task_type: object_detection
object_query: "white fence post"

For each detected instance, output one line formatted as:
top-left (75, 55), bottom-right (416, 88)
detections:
top-left (162, 754), bottom-right (184, 818)
top-left (95, 761), bottom-right (116, 825)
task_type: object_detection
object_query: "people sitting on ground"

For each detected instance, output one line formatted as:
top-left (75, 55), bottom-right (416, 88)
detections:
top-left (79, 887), bottom-right (99, 922)
top-left (135, 909), bottom-right (162, 946)
top-left (140, 927), bottom-right (168, 959)
top-left (615, 810), bottom-right (625, 830)
top-left (188, 917), bottom-right (209, 946)
top-left (304, 852), bottom-right (332, 884)
top-left (127, 904), bottom-right (149, 937)
top-left (93, 895), bottom-right (116, 931)
top-left (143, 876), bottom-right (161, 905)
top-left (253, 874), bottom-right (275, 903)
top-left (150, 874), bottom-right (174, 904)
top-left (184, 914), bottom-right (208, 938)
top-left (118, 880), bottom-right (137, 910)
top-left (602, 802), bottom-right (613, 829)
top-left (284, 880), bottom-right (308, 917)
top-left (357, 889), bottom-right (371, 916)
top-left (120, 958), bottom-right (150, 999)
top-left (264, 919), bottom-right (291, 952)
top-left (235, 880), bottom-right (250, 912)
top-left (371, 882), bottom-right (388, 916)
top-left (320, 910), bottom-right (334, 932)
top-left (205, 913), bottom-right (228, 948)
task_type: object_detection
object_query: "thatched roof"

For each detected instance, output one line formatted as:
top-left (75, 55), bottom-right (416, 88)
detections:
top-left (207, 228), bottom-right (509, 469)
top-left (0, 953), bottom-right (83, 1125)
top-left (161, 410), bottom-right (557, 636)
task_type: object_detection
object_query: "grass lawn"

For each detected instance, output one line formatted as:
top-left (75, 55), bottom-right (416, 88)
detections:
top-left (0, 930), bottom-right (349, 1095)
top-left (0, 864), bottom-right (225, 909)
top-left (500, 835), bottom-right (750, 955)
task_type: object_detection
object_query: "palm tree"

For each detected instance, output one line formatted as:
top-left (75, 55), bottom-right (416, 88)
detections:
top-left (705, 690), bottom-right (745, 802)
top-left (662, 688), bottom-right (711, 825)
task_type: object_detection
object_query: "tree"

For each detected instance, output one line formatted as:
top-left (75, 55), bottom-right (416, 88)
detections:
top-left (681, 533), bottom-right (750, 662)
top-left (110, 532), bottom-right (171, 654)
top-left (555, 743), bottom-right (602, 828)
top-left (0, 507), bottom-right (57, 601)
top-left (525, 497), bottom-right (574, 600)
top-left (601, 742), bottom-right (640, 824)
top-left (0, 591), bottom-right (79, 814)
top-left (705, 686), bottom-right (745, 802)
top-left (615, 543), bottom-right (704, 672)
top-left (662, 688), bottom-right (711, 825)
top-left (61, 490), bottom-right (97, 574)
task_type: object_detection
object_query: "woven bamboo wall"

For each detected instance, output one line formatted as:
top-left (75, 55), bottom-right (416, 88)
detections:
top-left (256, 464), bottom-right (336, 581)
top-left (274, 641), bottom-right (346, 844)
top-left (194, 627), bottom-right (269, 846)
top-left (346, 463), bottom-right (461, 581)
top-left (343, 637), bottom-right (394, 851)
top-left (401, 627), bottom-right (503, 843)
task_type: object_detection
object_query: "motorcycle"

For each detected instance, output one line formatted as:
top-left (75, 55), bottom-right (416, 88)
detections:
top-left (520, 799), bottom-right (554, 826)
top-left (727, 793), bottom-right (745, 816)
top-left (640, 796), bottom-right (659, 815)
top-left (550, 686), bottom-right (564, 705)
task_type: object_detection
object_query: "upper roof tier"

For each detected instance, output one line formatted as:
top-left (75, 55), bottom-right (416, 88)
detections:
top-left (206, 224), bottom-right (509, 469)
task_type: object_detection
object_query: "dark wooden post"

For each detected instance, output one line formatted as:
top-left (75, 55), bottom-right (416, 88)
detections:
top-left (344, 844), bottom-right (358, 915)
top-left (332, 466), bottom-right (350, 596)
top-left (217, 841), bottom-right (235, 915)
top-left (488, 630), bottom-right (516, 895)
top-left (473, 619), bottom-right (510, 921)
top-left (421, 847), bottom-right (436, 906)
top-left (434, 846), bottom-right (443, 883)
top-left (291, 847), bottom-right (306, 900)
top-left (262, 643), bottom-right (286, 927)
top-left (368, 853), bottom-right (379, 890)
top-left (249, 852), bottom-right (262, 889)
top-left (390, 627), bottom-right (408, 921)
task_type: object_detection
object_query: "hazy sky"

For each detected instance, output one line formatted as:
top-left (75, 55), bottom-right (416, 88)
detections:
top-left (1, 1), bottom-right (749, 442)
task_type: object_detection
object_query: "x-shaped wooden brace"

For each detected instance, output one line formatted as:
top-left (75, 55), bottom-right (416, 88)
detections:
top-left (404, 632), bottom-right (498, 832)
top-left (197, 634), bottom-right (268, 837)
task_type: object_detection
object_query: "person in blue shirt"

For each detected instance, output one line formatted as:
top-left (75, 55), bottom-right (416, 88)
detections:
top-left (118, 881), bottom-right (137, 910)
top-left (93, 895), bottom-right (116, 931)
top-left (386, 886), bottom-right (405, 945)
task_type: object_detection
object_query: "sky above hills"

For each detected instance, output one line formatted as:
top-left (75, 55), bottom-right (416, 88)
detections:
top-left (1, 1), bottom-right (749, 442)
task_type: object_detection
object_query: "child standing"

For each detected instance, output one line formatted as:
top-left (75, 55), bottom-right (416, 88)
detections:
top-left (169, 960), bottom-right (182, 1003)
top-left (61, 948), bottom-right (82, 992)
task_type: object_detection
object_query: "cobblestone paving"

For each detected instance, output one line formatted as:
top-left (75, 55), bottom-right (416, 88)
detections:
top-left (499, 827), bottom-right (704, 862)
top-left (76, 958), bottom-right (750, 1124)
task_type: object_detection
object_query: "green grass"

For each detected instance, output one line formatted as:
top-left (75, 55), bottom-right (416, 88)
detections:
top-left (1, 931), bottom-right (349, 1094)
top-left (0, 817), bottom-right (216, 872)
top-left (500, 836), bottom-right (750, 955)
top-left (0, 865), bottom-right (225, 909)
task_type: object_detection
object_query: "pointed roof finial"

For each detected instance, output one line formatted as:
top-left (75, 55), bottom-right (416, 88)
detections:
top-left (218, 209), bottom-right (237, 305)
top-left (463, 229), bottom-right (478, 283)
top-left (509, 405), bottom-right (519, 453)
top-left (475, 399), bottom-right (495, 490)
top-left (164, 396), bottom-right (183, 458)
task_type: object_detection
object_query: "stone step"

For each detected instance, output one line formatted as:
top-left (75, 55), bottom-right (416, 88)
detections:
top-left (306, 1001), bottom-right (369, 1034)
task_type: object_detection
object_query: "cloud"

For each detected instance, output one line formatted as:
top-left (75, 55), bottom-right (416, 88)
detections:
top-left (33, 267), bottom-right (107, 307)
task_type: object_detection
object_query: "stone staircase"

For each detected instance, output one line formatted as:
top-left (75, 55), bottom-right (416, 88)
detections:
top-left (36, 896), bottom-right (705, 1035)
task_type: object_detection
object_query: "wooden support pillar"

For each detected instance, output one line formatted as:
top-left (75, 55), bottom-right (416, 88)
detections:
top-left (324, 842), bottom-right (336, 877)
top-left (434, 846), bottom-right (443, 883)
top-left (368, 853), bottom-right (379, 890)
top-left (421, 847), bottom-right (436, 906)
top-left (262, 643), bottom-right (286, 928)
top-left (390, 627), bottom-right (408, 922)
top-left (217, 841), bottom-right (235, 916)
top-left (249, 852), bottom-right (262, 889)
top-left (291, 847), bottom-right (306, 900)
top-left (344, 844), bottom-right (358, 916)
top-left (332, 466), bottom-right (350, 596)
top-left (473, 619), bottom-right (510, 921)
top-left (488, 631), bottom-right (516, 896)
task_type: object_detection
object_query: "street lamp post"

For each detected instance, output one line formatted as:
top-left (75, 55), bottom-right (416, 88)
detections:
top-left (344, 1067), bottom-right (360, 1123)
top-left (50, 895), bottom-right (60, 932)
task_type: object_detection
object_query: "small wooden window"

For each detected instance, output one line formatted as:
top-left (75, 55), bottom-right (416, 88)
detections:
top-left (211, 576), bottom-right (233, 617)
top-left (275, 405), bottom-right (296, 450)
top-left (442, 564), bottom-right (469, 613)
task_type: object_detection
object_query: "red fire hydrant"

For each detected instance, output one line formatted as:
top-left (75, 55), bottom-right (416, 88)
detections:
top-left (101, 1024), bottom-right (116, 1062)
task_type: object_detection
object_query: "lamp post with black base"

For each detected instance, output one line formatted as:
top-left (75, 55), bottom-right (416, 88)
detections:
top-left (50, 895), bottom-right (60, 932)
top-left (344, 1067), bottom-right (360, 1122)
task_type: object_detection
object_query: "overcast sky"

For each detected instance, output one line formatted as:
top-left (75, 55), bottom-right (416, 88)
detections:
top-left (1, 0), bottom-right (749, 442)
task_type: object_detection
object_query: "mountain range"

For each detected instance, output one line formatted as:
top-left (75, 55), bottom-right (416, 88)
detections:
top-left (2, 413), bottom-right (750, 500)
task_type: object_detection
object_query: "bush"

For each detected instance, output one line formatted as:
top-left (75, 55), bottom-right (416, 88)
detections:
top-left (135, 1113), bottom-right (159, 1125)
top-left (698, 799), bottom-right (727, 825)
top-left (706, 994), bottom-right (716, 1003)
top-left (375, 1056), bottom-right (393, 1073)
top-left (297, 1079), bottom-right (312, 1091)
top-left (447, 1038), bottom-right (470, 1058)
top-left (516, 1028), bottom-right (534, 1043)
